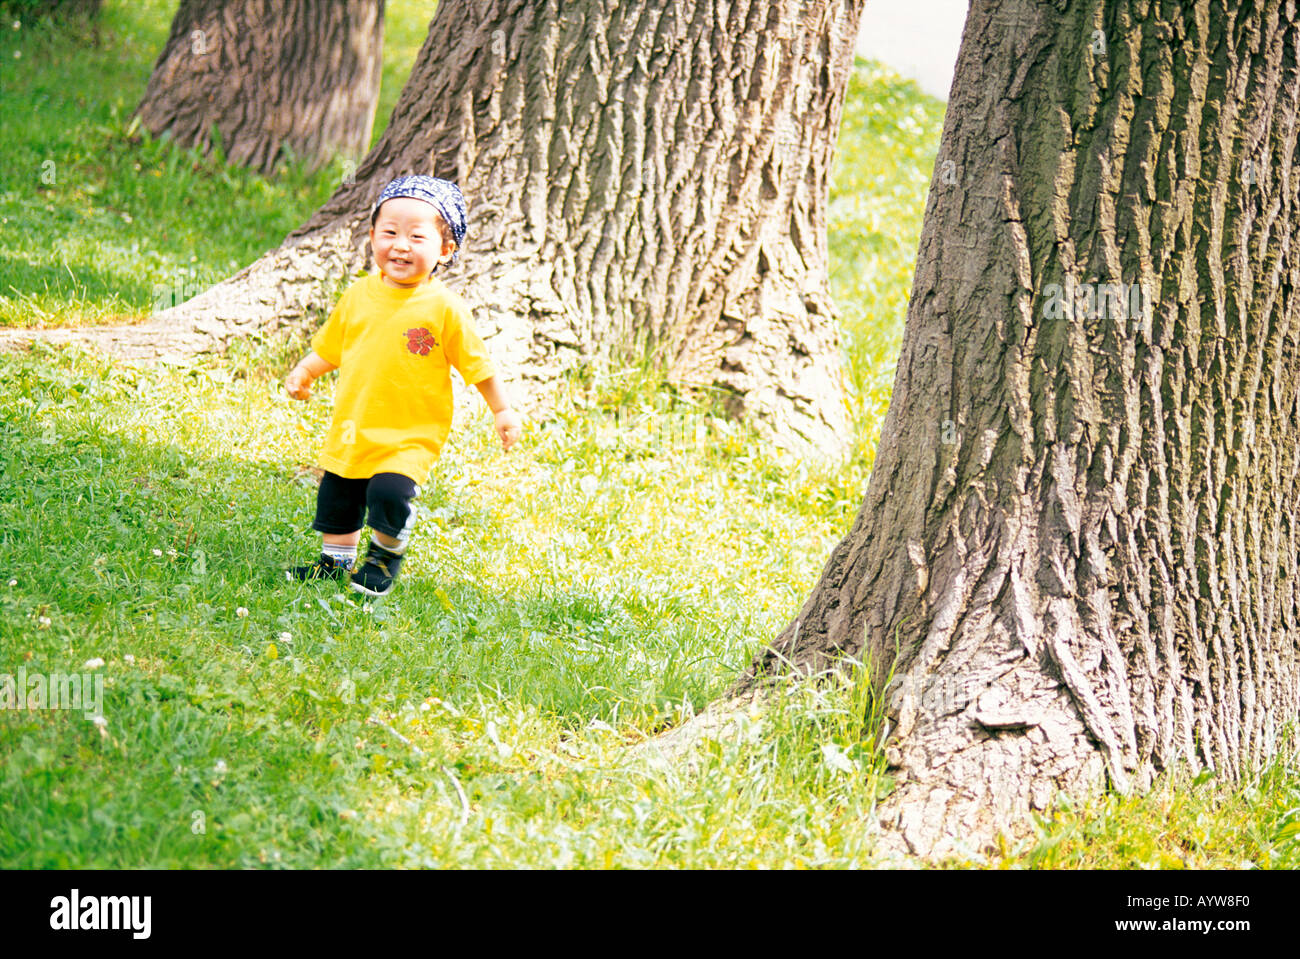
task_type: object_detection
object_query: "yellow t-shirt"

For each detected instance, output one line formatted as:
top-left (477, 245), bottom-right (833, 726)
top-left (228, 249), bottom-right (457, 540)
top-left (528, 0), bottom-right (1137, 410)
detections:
top-left (310, 272), bottom-right (496, 484)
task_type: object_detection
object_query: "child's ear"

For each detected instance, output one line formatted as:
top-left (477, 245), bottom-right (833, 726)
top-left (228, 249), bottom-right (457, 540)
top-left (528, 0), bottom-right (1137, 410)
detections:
top-left (440, 239), bottom-right (457, 264)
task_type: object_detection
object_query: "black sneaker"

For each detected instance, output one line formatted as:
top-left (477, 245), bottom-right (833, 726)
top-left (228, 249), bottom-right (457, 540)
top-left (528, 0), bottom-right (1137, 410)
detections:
top-left (287, 553), bottom-right (352, 582)
top-left (350, 541), bottom-right (405, 597)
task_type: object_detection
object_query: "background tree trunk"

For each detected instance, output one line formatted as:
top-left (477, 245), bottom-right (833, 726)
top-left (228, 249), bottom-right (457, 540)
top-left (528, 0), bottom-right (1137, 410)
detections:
top-left (740, 0), bottom-right (1300, 858)
top-left (75, 0), bottom-right (865, 458)
top-left (133, 0), bottom-right (385, 176)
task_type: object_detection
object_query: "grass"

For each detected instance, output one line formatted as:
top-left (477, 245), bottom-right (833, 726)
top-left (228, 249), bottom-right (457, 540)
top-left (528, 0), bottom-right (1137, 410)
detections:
top-left (1, 1), bottom-right (1298, 869)
top-left (0, 342), bottom-right (883, 867)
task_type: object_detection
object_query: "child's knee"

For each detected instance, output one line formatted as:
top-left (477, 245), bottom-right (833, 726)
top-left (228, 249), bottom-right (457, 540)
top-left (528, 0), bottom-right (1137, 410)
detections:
top-left (365, 472), bottom-right (418, 541)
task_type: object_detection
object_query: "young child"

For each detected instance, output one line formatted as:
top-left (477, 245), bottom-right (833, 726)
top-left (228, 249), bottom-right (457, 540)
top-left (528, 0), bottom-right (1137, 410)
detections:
top-left (284, 174), bottom-right (521, 596)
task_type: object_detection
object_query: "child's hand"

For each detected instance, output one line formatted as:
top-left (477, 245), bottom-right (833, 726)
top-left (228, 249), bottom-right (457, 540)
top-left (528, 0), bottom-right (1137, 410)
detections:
top-left (494, 408), bottom-right (522, 451)
top-left (285, 366), bottom-right (313, 400)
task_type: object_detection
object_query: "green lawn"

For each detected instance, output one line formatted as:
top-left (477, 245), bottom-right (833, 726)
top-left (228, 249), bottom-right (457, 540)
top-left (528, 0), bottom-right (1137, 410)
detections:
top-left (1, 1), bottom-right (1298, 869)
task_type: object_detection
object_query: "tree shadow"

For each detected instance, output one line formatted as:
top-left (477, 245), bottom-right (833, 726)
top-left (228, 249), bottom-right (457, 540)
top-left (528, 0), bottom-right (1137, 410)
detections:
top-left (0, 250), bottom-right (154, 325)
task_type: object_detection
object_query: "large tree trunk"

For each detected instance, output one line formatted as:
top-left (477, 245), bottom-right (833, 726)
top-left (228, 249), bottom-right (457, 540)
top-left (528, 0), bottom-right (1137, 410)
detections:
top-left (43, 0), bottom-right (864, 458)
top-left (740, 0), bottom-right (1300, 858)
top-left (133, 0), bottom-right (385, 176)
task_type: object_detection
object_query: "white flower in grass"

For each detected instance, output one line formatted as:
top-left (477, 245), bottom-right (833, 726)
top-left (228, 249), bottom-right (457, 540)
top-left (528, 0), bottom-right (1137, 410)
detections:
top-left (820, 742), bottom-right (858, 775)
top-left (123, 654), bottom-right (135, 664)
top-left (83, 657), bottom-right (105, 670)
top-left (236, 607), bottom-right (249, 618)
top-left (37, 616), bottom-right (51, 628)
top-left (7, 579), bottom-right (15, 587)
top-left (152, 549), bottom-right (162, 557)
top-left (213, 759), bottom-right (228, 775)
top-left (278, 632), bottom-right (292, 644)
top-left (92, 716), bottom-right (108, 738)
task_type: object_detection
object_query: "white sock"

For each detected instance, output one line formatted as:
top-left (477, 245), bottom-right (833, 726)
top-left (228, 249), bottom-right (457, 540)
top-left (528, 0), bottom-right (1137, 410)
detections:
top-left (322, 544), bottom-right (357, 567)
top-left (374, 536), bottom-right (407, 555)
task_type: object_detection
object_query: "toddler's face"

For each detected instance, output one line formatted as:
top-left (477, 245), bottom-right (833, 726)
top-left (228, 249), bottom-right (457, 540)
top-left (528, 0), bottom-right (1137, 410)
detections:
top-left (369, 197), bottom-right (455, 287)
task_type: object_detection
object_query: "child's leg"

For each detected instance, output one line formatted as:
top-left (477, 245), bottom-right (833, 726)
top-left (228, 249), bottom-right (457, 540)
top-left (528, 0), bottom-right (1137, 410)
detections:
top-left (314, 472), bottom-right (369, 558)
top-left (322, 530), bottom-right (362, 551)
top-left (289, 472), bottom-right (367, 580)
top-left (350, 473), bottom-right (419, 595)
top-left (363, 473), bottom-right (419, 550)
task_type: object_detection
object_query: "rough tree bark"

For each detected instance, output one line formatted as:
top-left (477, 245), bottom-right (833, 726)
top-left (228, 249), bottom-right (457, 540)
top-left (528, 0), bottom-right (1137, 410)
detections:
top-left (739, 0), bottom-right (1300, 858)
top-left (11, 0), bottom-right (865, 458)
top-left (133, 0), bottom-right (385, 176)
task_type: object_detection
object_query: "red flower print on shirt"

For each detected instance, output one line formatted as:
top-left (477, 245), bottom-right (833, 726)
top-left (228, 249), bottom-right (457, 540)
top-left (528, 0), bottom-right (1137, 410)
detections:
top-left (405, 327), bottom-right (438, 356)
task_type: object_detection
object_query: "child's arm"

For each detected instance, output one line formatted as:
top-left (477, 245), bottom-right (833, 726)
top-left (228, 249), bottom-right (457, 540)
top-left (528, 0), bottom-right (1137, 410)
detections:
top-left (474, 374), bottom-right (522, 451)
top-left (285, 351), bottom-right (337, 400)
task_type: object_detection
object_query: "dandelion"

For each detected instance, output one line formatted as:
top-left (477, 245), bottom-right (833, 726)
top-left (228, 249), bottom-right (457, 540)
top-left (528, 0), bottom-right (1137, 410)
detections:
top-left (236, 607), bottom-right (249, 618)
top-left (265, 643), bottom-right (279, 660)
top-left (83, 657), bottom-right (105, 669)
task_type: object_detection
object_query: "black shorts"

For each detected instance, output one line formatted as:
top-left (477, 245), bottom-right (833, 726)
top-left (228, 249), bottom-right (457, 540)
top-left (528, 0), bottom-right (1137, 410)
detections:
top-left (312, 471), bottom-right (420, 540)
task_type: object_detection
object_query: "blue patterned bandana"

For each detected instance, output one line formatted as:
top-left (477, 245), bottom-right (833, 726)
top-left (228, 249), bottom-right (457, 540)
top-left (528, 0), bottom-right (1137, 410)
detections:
top-left (371, 175), bottom-right (468, 265)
